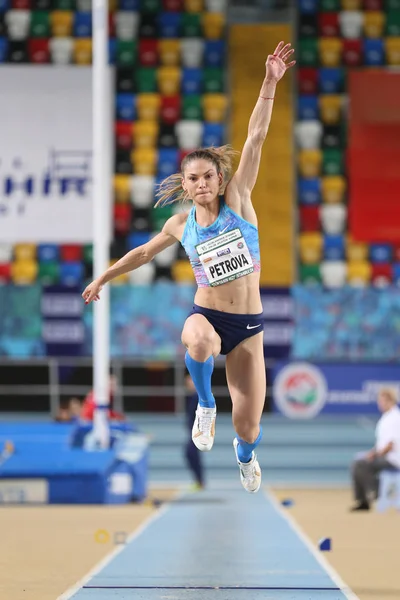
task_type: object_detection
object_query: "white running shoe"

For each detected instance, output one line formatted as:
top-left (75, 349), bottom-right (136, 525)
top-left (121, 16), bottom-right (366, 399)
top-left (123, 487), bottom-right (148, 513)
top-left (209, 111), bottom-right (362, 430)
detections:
top-left (192, 404), bottom-right (216, 451)
top-left (233, 438), bottom-right (262, 493)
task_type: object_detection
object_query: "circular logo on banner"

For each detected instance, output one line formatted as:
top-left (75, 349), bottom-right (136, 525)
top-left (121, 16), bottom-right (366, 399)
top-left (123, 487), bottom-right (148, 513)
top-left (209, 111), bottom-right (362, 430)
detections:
top-left (274, 363), bottom-right (327, 419)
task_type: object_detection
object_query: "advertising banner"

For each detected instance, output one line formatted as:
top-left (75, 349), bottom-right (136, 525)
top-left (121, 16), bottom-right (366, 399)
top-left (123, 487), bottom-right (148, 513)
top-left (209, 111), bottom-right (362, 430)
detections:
top-left (260, 287), bottom-right (293, 359)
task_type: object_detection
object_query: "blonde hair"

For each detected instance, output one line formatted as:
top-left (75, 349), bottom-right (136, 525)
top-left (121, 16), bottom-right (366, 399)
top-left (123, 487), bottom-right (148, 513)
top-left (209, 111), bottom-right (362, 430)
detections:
top-left (154, 145), bottom-right (240, 208)
top-left (379, 387), bottom-right (398, 405)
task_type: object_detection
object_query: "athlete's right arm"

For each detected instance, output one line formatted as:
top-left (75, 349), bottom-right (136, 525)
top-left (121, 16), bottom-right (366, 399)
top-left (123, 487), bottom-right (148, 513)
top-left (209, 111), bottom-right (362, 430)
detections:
top-left (82, 214), bottom-right (184, 304)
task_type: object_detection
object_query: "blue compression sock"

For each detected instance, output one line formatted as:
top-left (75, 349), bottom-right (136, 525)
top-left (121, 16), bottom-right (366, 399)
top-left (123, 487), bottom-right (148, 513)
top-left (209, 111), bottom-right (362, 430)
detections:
top-left (236, 427), bottom-right (262, 463)
top-left (185, 351), bottom-right (215, 409)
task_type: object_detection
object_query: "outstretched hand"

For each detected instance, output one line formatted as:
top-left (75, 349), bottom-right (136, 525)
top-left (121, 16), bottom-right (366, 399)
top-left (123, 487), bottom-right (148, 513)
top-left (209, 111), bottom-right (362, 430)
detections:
top-left (82, 279), bottom-right (103, 305)
top-left (266, 41), bottom-right (296, 83)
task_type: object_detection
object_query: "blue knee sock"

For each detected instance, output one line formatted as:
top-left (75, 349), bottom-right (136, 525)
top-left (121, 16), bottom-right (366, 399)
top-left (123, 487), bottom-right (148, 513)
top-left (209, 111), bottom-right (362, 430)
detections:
top-left (184, 351), bottom-right (215, 409)
top-left (236, 427), bottom-right (262, 463)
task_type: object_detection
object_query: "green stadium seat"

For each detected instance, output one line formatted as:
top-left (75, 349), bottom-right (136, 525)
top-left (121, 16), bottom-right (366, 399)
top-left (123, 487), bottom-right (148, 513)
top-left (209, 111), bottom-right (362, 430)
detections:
top-left (116, 40), bottom-right (137, 68)
top-left (136, 67), bottom-right (157, 93)
top-left (299, 263), bottom-right (322, 284)
top-left (152, 205), bottom-right (173, 231)
top-left (83, 244), bottom-right (93, 265)
top-left (386, 10), bottom-right (400, 36)
top-left (38, 262), bottom-right (60, 285)
top-left (182, 94), bottom-right (202, 120)
top-left (54, 0), bottom-right (75, 9)
top-left (299, 38), bottom-right (318, 67)
top-left (181, 13), bottom-right (202, 37)
top-left (141, 0), bottom-right (161, 12)
top-left (320, 0), bottom-right (340, 9)
top-left (204, 66), bottom-right (224, 93)
top-left (322, 148), bottom-right (344, 175)
top-left (30, 11), bottom-right (51, 38)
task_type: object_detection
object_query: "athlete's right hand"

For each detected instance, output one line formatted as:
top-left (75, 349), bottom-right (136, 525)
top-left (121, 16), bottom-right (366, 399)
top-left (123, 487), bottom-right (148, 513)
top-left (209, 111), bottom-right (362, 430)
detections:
top-left (82, 279), bottom-right (103, 304)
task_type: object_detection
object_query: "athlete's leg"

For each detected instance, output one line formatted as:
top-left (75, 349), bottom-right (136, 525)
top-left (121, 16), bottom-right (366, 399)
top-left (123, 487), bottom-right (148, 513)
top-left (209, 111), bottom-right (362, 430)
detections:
top-left (225, 332), bottom-right (266, 492)
top-left (181, 314), bottom-right (221, 451)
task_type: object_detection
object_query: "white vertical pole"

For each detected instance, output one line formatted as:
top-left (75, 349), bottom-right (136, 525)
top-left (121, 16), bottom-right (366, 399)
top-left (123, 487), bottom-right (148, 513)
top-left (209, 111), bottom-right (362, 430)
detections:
top-left (92, 0), bottom-right (110, 449)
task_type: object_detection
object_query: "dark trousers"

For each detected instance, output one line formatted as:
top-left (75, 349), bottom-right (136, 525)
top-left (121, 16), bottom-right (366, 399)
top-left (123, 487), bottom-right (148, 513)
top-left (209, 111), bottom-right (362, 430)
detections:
top-left (351, 456), bottom-right (395, 503)
top-left (185, 393), bottom-right (204, 486)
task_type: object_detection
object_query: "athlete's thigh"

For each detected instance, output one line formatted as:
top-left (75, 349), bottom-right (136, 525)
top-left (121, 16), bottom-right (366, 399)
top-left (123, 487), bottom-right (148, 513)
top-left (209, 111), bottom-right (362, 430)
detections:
top-left (225, 332), bottom-right (266, 421)
top-left (181, 314), bottom-right (221, 357)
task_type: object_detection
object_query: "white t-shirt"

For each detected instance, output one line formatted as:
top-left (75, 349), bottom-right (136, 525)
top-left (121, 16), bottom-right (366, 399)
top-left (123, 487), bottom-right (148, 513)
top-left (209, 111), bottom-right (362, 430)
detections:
top-left (375, 405), bottom-right (400, 468)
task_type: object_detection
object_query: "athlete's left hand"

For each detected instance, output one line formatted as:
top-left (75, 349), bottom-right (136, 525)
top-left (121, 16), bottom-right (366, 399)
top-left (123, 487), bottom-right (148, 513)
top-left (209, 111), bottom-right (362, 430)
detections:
top-left (265, 41), bottom-right (296, 83)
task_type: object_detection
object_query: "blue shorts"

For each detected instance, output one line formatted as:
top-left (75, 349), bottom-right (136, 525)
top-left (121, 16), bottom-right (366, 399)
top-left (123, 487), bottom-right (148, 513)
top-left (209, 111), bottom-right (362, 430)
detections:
top-left (188, 304), bottom-right (264, 355)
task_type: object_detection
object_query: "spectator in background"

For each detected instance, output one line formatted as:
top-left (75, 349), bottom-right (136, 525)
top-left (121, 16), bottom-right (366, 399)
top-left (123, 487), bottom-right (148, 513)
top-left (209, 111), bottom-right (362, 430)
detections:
top-left (185, 374), bottom-right (205, 490)
top-left (81, 374), bottom-right (125, 422)
top-left (350, 388), bottom-right (400, 511)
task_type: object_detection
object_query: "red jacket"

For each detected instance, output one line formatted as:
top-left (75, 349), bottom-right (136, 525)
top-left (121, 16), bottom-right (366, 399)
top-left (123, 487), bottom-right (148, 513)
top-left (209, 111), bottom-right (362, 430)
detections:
top-left (81, 391), bottom-right (125, 421)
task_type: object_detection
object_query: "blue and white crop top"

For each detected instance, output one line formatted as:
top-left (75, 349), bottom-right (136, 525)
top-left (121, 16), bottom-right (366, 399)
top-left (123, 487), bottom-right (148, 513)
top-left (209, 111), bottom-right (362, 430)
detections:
top-left (180, 198), bottom-right (261, 288)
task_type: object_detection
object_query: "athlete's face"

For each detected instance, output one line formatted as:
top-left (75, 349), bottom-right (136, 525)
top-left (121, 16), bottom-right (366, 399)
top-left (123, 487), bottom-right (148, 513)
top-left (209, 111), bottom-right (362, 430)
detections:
top-left (182, 159), bottom-right (222, 206)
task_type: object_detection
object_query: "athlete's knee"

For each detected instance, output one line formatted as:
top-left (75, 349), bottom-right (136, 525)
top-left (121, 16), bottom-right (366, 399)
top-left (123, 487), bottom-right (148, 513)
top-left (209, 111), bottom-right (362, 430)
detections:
top-left (232, 415), bottom-right (260, 444)
top-left (182, 328), bottom-right (215, 361)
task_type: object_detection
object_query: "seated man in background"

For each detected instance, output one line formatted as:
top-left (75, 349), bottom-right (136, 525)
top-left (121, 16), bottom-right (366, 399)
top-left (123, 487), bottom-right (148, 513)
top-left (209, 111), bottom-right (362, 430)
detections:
top-left (80, 374), bottom-right (125, 422)
top-left (350, 388), bottom-right (400, 511)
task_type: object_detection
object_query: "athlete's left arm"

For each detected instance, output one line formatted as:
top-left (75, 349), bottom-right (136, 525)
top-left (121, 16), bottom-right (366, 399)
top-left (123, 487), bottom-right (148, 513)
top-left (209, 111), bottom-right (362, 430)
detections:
top-left (226, 42), bottom-right (295, 209)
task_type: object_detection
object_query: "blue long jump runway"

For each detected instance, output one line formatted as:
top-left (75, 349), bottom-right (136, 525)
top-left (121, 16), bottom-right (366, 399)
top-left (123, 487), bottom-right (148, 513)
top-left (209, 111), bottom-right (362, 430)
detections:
top-left (61, 488), bottom-right (358, 600)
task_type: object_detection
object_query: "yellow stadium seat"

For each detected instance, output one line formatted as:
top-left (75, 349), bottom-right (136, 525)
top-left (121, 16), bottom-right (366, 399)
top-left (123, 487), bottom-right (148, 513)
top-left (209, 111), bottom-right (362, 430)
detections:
top-left (298, 149), bottom-right (322, 178)
top-left (321, 176), bottom-right (346, 203)
top-left (319, 95), bottom-right (342, 126)
top-left (136, 93), bottom-right (161, 121)
top-left (109, 0), bottom-right (117, 10)
top-left (14, 243), bottom-right (36, 261)
top-left (108, 260), bottom-right (129, 285)
top-left (73, 39), bottom-right (92, 65)
top-left (159, 39), bottom-right (181, 66)
top-left (202, 13), bottom-right (225, 40)
top-left (341, 0), bottom-right (362, 9)
top-left (131, 147), bottom-right (158, 176)
top-left (364, 11), bottom-right (385, 38)
top-left (114, 175), bottom-right (131, 203)
top-left (134, 120), bottom-right (159, 149)
top-left (319, 38), bottom-right (343, 67)
top-left (386, 38), bottom-right (400, 66)
top-left (184, 0), bottom-right (203, 12)
top-left (11, 260), bottom-right (38, 284)
top-left (203, 93), bottom-right (228, 123)
top-left (51, 11), bottom-right (73, 37)
top-left (299, 233), bottom-right (323, 265)
top-left (157, 66), bottom-right (181, 96)
top-left (347, 260), bottom-right (372, 286)
top-left (172, 259), bottom-right (196, 282)
top-left (347, 238), bottom-right (369, 262)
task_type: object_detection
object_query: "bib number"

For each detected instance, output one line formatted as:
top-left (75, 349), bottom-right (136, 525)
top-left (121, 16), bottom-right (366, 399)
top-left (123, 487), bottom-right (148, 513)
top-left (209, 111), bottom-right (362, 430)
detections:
top-left (196, 228), bottom-right (254, 287)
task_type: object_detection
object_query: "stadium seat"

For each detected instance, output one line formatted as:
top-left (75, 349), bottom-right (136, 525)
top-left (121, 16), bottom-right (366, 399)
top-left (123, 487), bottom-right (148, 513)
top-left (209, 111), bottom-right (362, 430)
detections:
top-left (339, 10), bottom-right (364, 38)
top-left (15, 243), bottom-right (36, 261)
top-left (298, 177), bottom-right (321, 205)
top-left (322, 124), bottom-right (342, 148)
top-left (114, 203), bottom-right (132, 235)
top-left (5, 10), bottom-right (30, 40)
top-left (159, 38), bottom-right (180, 66)
top-left (204, 39), bottom-right (224, 67)
top-left (299, 0), bottom-right (318, 12)
top-left (342, 0), bottom-right (362, 8)
top-left (386, 9), bottom-right (400, 35)
top-left (116, 150), bottom-right (132, 174)
top-left (11, 259), bottom-right (38, 284)
top-left (157, 147), bottom-right (179, 177)
top-left (158, 66), bottom-right (181, 95)
top-left (38, 261), bottom-right (60, 285)
top-left (117, 40), bottom-right (137, 67)
top-left (49, 37), bottom-right (73, 64)
top-left (393, 242), bottom-right (400, 262)
top-left (370, 243), bottom-right (393, 263)
top-left (204, 67), bottom-right (224, 93)
top-left (203, 12), bottom-right (225, 39)
top-left (109, 39), bottom-right (117, 66)
top-left (158, 123), bottom-right (178, 147)
top-left (28, 38), bottom-right (50, 63)
top-left (73, 12), bottom-right (91, 38)
top-left (319, 67), bottom-right (344, 94)
top-left (385, 37), bottom-right (400, 65)
top-left (37, 244), bottom-right (59, 262)
top-left (298, 149), bottom-right (322, 178)
top-left (116, 68), bottom-right (135, 93)
top-left (205, 0), bottom-right (227, 12)
top-left (299, 263), bottom-right (322, 284)
top-left (8, 40), bottom-right (28, 63)
top-left (134, 120), bottom-right (159, 148)
top-left (323, 233), bottom-right (345, 260)
top-left (202, 93), bottom-right (227, 122)
top-left (160, 95), bottom-right (181, 124)
top-left (322, 148), bottom-right (344, 174)
top-left (77, 0), bottom-right (91, 9)
top-left (298, 68), bottom-right (318, 95)
top-left (61, 245), bottom-right (82, 262)
top-left (320, 204), bottom-right (347, 234)
top-left (347, 260), bottom-right (372, 286)
top-left (184, 0), bottom-right (203, 10)
top-left (364, 10), bottom-right (385, 37)
top-left (0, 263), bottom-right (12, 283)
top-left (154, 243), bottom-right (178, 266)
top-left (116, 93), bottom-right (136, 121)
top-left (299, 38), bottom-right (318, 66)
top-left (363, 38), bottom-right (385, 65)
top-left (176, 120), bottom-right (203, 149)
top-left (157, 12), bottom-right (181, 37)
top-left (141, 0), bottom-right (161, 12)
top-left (299, 205), bottom-right (320, 231)
top-left (115, 12), bottom-right (139, 40)
top-left (131, 174), bottom-right (155, 207)
top-left (152, 204), bottom-right (173, 230)
top-left (54, 0), bottom-right (75, 7)
top-left (162, 0), bottom-right (184, 11)
top-left (172, 259), bottom-right (195, 282)
top-left (319, 37), bottom-right (343, 67)
top-left (182, 67), bottom-right (203, 94)
top-left (136, 67), bottom-right (157, 93)
top-left (13, 0), bottom-right (31, 7)
top-left (0, 38), bottom-right (9, 63)
top-left (299, 13), bottom-right (318, 38)
top-left (318, 12), bottom-right (340, 37)
top-left (114, 174), bottom-right (131, 203)
top-left (139, 14), bottom-right (158, 38)
top-left (295, 120), bottom-right (323, 149)
top-left (393, 262), bottom-right (400, 285)
top-left (51, 11), bottom-right (73, 37)
top-left (128, 261), bottom-right (155, 284)
top-left (364, 0), bottom-right (383, 8)
top-left (298, 95), bottom-right (319, 120)
top-left (136, 93), bottom-right (161, 120)
top-left (320, 260), bottom-right (347, 287)
top-left (182, 94), bottom-right (202, 119)
top-left (180, 38), bottom-right (204, 67)
top-left (347, 239), bottom-right (369, 261)
top-left (321, 175), bottom-right (346, 203)
top-left (343, 39), bottom-right (363, 66)
top-left (0, 243), bottom-right (13, 263)
top-left (116, 121), bottom-right (134, 151)
top-left (202, 122), bottom-right (224, 146)
top-left (132, 147), bottom-right (158, 175)
top-left (73, 38), bottom-right (92, 64)
top-left (128, 231), bottom-right (151, 249)
top-left (319, 94), bottom-right (342, 125)
top-left (371, 263), bottom-right (393, 287)
top-left (139, 38), bottom-right (158, 67)
top-left (299, 232), bottom-right (323, 264)
top-left (60, 261), bottom-right (84, 286)
top-left (30, 10), bottom-right (51, 37)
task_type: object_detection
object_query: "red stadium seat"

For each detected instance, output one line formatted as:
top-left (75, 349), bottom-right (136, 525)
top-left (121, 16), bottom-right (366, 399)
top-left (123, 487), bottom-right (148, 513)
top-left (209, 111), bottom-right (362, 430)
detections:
top-left (116, 121), bottom-right (133, 150)
top-left (162, 0), bottom-right (184, 10)
top-left (114, 203), bottom-right (132, 235)
top-left (363, 0), bottom-right (383, 9)
top-left (61, 244), bottom-right (82, 262)
top-left (139, 39), bottom-right (158, 68)
top-left (343, 39), bottom-right (363, 67)
top-left (108, 12), bottom-right (116, 38)
top-left (160, 95), bottom-right (181, 125)
top-left (318, 12), bottom-right (340, 38)
top-left (28, 39), bottom-right (50, 63)
top-left (298, 68), bottom-right (318, 95)
top-left (393, 243), bottom-right (400, 262)
top-left (299, 206), bottom-right (320, 232)
top-left (0, 263), bottom-right (11, 283)
top-left (371, 263), bottom-right (393, 287)
top-left (12, 0), bottom-right (31, 8)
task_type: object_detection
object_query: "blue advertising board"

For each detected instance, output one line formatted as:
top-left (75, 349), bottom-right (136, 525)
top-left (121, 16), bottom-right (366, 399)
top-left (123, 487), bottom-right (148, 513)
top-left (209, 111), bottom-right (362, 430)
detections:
top-left (260, 287), bottom-right (293, 359)
top-left (272, 361), bottom-right (400, 418)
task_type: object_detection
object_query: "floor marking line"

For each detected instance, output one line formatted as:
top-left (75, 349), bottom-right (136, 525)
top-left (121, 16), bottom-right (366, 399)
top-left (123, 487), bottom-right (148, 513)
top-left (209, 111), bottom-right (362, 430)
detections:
top-left (265, 488), bottom-right (360, 600)
top-left (82, 585), bottom-right (341, 591)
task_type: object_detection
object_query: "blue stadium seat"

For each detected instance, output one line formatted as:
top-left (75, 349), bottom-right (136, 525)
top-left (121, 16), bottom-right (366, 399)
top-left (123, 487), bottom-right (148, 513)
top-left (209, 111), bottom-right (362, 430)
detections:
top-left (318, 68), bottom-right (344, 94)
top-left (119, 0), bottom-right (139, 9)
top-left (116, 93), bottom-right (136, 121)
top-left (364, 39), bottom-right (385, 67)
top-left (298, 177), bottom-right (321, 205)
top-left (37, 244), bottom-right (59, 263)
top-left (109, 38), bottom-right (117, 65)
top-left (182, 68), bottom-right (203, 95)
top-left (299, 0), bottom-right (317, 14)
top-left (74, 12), bottom-right (92, 38)
top-left (60, 262), bottom-right (84, 286)
top-left (393, 263), bottom-right (400, 284)
top-left (298, 95), bottom-right (319, 120)
top-left (370, 243), bottom-right (393, 264)
top-left (0, 0), bottom-right (10, 10)
top-left (204, 40), bottom-right (225, 67)
top-left (157, 148), bottom-right (179, 178)
top-left (157, 12), bottom-right (182, 38)
top-left (202, 122), bottom-right (224, 147)
top-left (0, 37), bottom-right (8, 63)
top-left (323, 234), bottom-right (345, 261)
top-left (128, 232), bottom-right (151, 250)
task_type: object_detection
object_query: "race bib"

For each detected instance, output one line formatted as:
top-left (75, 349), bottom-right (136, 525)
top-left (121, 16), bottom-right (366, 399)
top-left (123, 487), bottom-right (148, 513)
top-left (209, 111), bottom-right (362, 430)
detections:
top-left (196, 228), bottom-right (254, 287)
